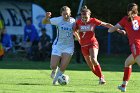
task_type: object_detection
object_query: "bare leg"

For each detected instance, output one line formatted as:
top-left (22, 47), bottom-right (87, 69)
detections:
top-left (135, 55), bottom-right (140, 66)
top-left (89, 48), bottom-right (105, 80)
top-left (53, 53), bottom-right (72, 84)
top-left (50, 55), bottom-right (61, 79)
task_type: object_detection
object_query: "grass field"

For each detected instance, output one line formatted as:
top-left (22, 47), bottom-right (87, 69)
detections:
top-left (0, 55), bottom-right (140, 93)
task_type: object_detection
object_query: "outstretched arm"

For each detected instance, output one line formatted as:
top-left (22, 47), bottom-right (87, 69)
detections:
top-left (108, 24), bottom-right (126, 35)
top-left (100, 22), bottom-right (114, 28)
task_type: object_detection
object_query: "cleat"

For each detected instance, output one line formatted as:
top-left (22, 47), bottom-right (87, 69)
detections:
top-left (53, 67), bottom-right (62, 85)
top-left (118, 85), bottom-right (126, 92)
top-left (52, 81), bottom-right (59, 86)
top-left (99, 78), bottom-right (106, 85)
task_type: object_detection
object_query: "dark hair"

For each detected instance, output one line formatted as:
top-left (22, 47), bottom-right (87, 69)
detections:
top-left (80, 5), bottom-right (91, 15)
top-left (26, 17), bottom-right (32, 22)
top-left (127, 3), bottom-right (138, 21)
top-left (60, 6), bottom-right (71, 14)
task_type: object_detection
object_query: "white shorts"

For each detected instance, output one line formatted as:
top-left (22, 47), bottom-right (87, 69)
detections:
top-left (51, 45), bottom-right (74, 56)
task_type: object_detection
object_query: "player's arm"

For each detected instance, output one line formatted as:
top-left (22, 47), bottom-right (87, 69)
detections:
top-left (73, 31), bottom-right (80, 41)
top-left (73, 22), bottom-right (81, 41)
top-left (42, 12), bottom-right (51, 24)
top-left (108, 24), bottom-right (126, 35)
top-left (100, 22), bottom-right (114, 28)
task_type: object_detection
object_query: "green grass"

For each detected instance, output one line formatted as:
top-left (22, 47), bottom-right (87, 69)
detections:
top-left (0, 55), bottom-right (140, 93)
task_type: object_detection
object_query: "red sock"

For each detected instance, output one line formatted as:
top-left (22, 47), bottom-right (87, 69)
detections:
top-left (94, 65), bottom-right (103, 78)
top-left (123, 67), bottom-right (132, 81)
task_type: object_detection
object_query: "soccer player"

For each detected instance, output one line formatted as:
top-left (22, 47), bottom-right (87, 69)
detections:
top-left (73, 6), bottom-right (113, 84)
top-left (108, 3), bottom-right (140, 92)
top-left (42, 6), bottom-right (75, 85)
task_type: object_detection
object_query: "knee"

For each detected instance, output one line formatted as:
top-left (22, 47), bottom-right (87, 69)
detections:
top-left (124, 60), bottom-right (134, 67)
top-left (91, 58), bottom-right (98, 65)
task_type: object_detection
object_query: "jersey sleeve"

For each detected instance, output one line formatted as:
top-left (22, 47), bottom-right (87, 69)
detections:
top-left (50, 16), bottom-right (62, 25)
top-left (93, 18), bottom-right (102, 26)
top-left (118, 16), bottom-right (126, 28)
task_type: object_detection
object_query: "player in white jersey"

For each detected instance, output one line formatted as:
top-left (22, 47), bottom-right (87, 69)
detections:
top-left (42, 6), bottom-right (75, 85)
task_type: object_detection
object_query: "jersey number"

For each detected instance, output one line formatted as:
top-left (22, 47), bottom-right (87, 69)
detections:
top-left (132, 20), bottom-right (139, 31)
top-left (67, 32), bottom-right (71, 37)
top-left (82, 32), bottom-right (86, 38)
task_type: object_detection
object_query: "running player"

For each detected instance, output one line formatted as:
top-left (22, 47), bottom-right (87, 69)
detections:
top-left (43, 6), bottom-right (75, 85)
top-left (73, 6), bottom-right (113, 84)
top-left (108, 3), bottom-right (140, 92)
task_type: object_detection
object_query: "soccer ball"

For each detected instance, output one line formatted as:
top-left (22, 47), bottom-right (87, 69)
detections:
top-left (58, 74), bottom-right (69, 85)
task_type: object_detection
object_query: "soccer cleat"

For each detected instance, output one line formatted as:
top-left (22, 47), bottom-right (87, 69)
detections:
top-left (52, 81), bottom-right (59, 86)
top-left (118, 85), bottom-right (126, 92)
top-left (53, 67), bottom-right (62, 85)
top-left (99, 78), bottom-right (106, 85)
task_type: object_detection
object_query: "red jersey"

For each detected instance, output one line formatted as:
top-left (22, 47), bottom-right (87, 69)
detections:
top-left (75, 18), bottom-right (102, 46)
top-left (118, 16), bottom-right (140, 45)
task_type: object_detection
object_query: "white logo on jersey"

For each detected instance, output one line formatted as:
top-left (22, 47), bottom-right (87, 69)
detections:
top-left (80, 25), bottom-right (90, 31)
top-left (80, 24), bottom-right (95, 32)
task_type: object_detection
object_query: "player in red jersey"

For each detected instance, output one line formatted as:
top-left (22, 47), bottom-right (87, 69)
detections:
top-left (108, 3), bottom-right (140, 92)
top-left (73, 6), bottom-right (114, 84)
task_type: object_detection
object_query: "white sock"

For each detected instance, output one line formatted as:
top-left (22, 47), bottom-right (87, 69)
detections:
top-left (122, 81), bottom-right (128, 86)
top-left (53, 68), bottom-right (63, 84)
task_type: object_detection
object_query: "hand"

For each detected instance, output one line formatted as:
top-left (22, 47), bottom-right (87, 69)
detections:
top-left (117, 29), bottom-right (126, 35)
top-left (46, 12), bottom-right (52, 18)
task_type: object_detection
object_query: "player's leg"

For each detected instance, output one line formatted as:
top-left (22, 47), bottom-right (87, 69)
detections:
top-left (81, 45), bottom-right (104, 82)
top-left (81, 46), bottom-right (98, 76)
top-left (53, 53), bottom-right (72, 84)
top-left (135, 55), bottom-right (140, 66)
top-left (60, 53), bottom-right (72, 71)
top-left (83, 55), bottom-right (98, 76)
top-left (89, 47), bottom-right (106, 84)
top-left (118, 54), bottom-right (135, 92)
top-left (50, 47), bottom-right (61, 80)
top-left (50, 55), bottom-right (61, 79)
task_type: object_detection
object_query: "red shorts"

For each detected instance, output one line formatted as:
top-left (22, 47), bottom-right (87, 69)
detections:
top-left (130, 41), bottom-right (140, 59)
top-left (81, 42), bottom-right (99, 56)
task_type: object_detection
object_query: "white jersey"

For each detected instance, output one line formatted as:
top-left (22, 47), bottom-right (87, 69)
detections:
top-left (50, 16), bottom-right (75, 56)
top-left (51, 16), bottom-right (75, 48)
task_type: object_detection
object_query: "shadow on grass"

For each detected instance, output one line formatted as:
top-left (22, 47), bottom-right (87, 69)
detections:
top-left (0, 55), bottom-right (139, 72)
top-left (17, 83), bottom-right (46, 85)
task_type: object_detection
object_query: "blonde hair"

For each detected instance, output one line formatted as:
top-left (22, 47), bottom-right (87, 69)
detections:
top-left (60, 6), bottom-right (71, 14)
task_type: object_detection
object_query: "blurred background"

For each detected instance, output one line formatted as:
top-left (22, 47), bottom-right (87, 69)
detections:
top-left (0, 0), bottom-right (140, 61)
